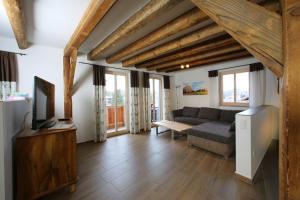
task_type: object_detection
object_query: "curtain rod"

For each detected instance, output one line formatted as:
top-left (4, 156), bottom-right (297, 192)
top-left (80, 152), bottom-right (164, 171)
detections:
top-left (78, 61), bottom-right (172, 77)
top-left (210, 62), bottom-right (256, 72)
top-left (0, 50), bottom-right (27, 56)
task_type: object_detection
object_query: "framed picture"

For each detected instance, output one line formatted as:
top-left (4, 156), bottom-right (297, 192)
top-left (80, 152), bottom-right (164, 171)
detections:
top-left (183, 81), bottom-right (208, 95)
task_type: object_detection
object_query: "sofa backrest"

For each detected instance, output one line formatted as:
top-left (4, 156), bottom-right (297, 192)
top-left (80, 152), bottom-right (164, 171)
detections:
top-left (197, 107), bottom-right (220, 120)
top-left (182, 107), bottom-right (199, 117)
top-left (219, 110), bottom-right (242, 123)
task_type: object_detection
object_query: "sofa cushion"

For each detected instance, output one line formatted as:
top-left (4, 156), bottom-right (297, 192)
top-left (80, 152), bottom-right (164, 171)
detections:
top-left (174, 116), bottom-right (209, 125)
top-left (198, 107), bottom-right (220, 120)
top-left (219, 110), bottom-right (242, 123)
top-left (185, 121), bottom-right (235, 144)
top-left (182, 107), bottom-right (199, 117)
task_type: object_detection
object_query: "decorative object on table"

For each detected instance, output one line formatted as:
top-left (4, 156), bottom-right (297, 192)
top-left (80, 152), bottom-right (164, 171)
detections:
top-left (183, 81), bottom-right (208, 95)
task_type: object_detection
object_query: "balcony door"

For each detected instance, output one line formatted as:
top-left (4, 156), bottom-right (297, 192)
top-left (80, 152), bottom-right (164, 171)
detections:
top-left (105, 72), bottom-right (128, 136)
top-left (149, 77), bottom-right (162, 122)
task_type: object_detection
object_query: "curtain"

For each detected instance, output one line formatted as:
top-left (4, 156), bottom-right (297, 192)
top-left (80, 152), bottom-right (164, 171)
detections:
top-left (163, 76), bottom-right (171, 120)
top-left (249, 63), bottom-right (266, 107)
top-left (208, 70), bottom-right (219, 107)
top-left (143, 72), bottom-right (151, 131)
top-left (130, 71), bottom-right (140, 134)
top-left (93, 65), bottom-right (107, 142)
top-left (0, 51), bottom-right (17, 101)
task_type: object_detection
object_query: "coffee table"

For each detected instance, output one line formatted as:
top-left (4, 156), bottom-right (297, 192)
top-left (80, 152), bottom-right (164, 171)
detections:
top-left (153, 120), bottom-right (192, 139)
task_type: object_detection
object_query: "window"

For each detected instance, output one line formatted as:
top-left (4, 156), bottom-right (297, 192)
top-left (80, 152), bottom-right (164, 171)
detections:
top-left (220, 68), bottom-right (249, 106)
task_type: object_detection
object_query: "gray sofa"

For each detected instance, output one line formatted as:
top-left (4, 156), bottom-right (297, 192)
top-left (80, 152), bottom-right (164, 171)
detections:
top-left (173, 107), bottom-right (241, 159)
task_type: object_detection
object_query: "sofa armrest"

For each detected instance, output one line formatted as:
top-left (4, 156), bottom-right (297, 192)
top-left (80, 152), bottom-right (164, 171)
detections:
top-left (172, 109), bottom-right (183, 118)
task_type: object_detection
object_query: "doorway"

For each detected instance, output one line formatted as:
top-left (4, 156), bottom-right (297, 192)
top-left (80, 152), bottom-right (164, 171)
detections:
top-left (105, 72), bottom-right (128, 136)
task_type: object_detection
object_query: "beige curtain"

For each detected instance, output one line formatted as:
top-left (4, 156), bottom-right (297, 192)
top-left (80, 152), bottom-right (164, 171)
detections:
top-left (0, 51), bottom-right (17, 101)
top-left (93, 65), bottom-right (107, 142)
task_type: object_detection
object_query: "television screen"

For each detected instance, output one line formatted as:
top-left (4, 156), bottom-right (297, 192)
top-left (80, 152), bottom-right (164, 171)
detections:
top-left (32, 76), bottom-right (55, 130)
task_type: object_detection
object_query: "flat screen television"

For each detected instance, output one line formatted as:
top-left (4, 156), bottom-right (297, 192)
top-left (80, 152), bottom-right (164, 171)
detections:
top-left (32, 76), bottom-right (55, 130)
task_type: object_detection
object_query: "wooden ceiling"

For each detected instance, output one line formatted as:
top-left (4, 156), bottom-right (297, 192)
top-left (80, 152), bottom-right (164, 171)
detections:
top-left (83, 0), bottom-right (281, 74)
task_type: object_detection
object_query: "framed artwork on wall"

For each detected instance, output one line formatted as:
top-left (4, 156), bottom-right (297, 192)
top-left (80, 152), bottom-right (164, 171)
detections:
top-left (183, 81), bottom-right (208, 95)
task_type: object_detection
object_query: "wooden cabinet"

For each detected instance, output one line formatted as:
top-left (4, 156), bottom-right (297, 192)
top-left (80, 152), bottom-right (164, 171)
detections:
top-left (15, 120), bottom-right (77, 200)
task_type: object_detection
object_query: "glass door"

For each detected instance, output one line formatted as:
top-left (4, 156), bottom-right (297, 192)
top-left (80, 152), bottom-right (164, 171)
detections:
top-left (150, 78), bottom-right (162, 122)
top-left (105, 73), bottom-right (128, 135)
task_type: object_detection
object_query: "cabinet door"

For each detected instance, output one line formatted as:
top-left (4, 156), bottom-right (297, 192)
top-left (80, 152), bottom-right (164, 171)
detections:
top-left (50, 131), bottom-right (77, 186)
top-left (16, 131), bottom-right (77, 199)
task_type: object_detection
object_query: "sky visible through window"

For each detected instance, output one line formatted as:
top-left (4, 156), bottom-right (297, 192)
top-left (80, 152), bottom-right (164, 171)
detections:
top-left (223, 72), bottom-right (249, 104)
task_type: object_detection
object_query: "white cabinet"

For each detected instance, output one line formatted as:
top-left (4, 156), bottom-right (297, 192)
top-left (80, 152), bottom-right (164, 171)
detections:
top-left (0, 100), bottom-right (30, 200)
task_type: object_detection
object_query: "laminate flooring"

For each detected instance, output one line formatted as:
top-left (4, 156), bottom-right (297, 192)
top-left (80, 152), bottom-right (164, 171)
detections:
top-left (43, 127), bottom-right (276, 200)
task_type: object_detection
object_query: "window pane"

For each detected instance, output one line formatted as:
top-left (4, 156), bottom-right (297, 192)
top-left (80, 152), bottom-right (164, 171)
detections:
top-left (105, 74), bottom-right (115, 132)
top-left (236, 72), bottom-right (249, 103)
top-left (223, 74), bottom-right (234, 103)
top-left (154, 79), bottom-right (160, 121)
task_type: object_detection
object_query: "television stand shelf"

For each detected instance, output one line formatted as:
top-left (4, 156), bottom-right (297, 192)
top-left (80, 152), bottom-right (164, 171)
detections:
top-left (15, 119), bottom-right (77, 200)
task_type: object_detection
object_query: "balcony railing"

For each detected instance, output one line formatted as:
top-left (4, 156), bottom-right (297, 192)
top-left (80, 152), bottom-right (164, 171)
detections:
top-left (106, 105), bottom-right (125, 129)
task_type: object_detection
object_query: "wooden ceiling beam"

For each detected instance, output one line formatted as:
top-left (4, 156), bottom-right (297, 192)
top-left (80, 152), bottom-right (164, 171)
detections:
top-left (191, 0), bottom-right (283, 77)
top-left (64, 0), bottom-right (117, 56)
top-left (88, 0), bottom-right (183, 60)
top-left (3, 0), bottom-right (28, 49)
top-left (147, 42), bottom-right (242, 70)
top-left (122, 24), bottom-right (225, 67)
top-left (136, 36), bottom-right (236, 68)
top-left (106, 8), bottom-right (209, 63)
top-left (159, 50), bottom-right (251, 72)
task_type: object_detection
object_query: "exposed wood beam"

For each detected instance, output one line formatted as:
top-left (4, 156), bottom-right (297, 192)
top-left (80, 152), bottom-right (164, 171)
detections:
top-left (63, 49), bottom-right (77, 119)
top-left (280, 0), bottom-right (300, 199)
top-left (63, 0), bottom-right (115, 117)
top-left (136, 37), bottom-right (236, 68)
top-left (191, 0), bottom-right (284, 77)
top-left (3, 0), bottom-right (28, 49)
top-left (64, 0), bottom-right (117, 56)
top-left (106, 8), bottom-right (209, 63)
top-left (147, 44), bottom-right (243, 70)
top-left (159, 50), bottom-right (251, 72)
top-left (88, 0), bottom-right (183, 60)
top-left (64, 56), bottom-right (71, 119)
top-left (122, 24), bottom-right (225, 67)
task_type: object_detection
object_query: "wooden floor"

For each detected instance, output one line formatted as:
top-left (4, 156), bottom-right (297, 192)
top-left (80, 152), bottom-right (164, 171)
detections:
top-left (43, 128), bottom-right (275, 200)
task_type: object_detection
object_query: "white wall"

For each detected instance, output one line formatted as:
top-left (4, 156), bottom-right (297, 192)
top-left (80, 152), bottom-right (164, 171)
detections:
top-left (171, 57), bottom-right (280, 109)
top-left (0, 36), bottom-right (65, 118)
top-left (235, 106), bottom-right (278, 180)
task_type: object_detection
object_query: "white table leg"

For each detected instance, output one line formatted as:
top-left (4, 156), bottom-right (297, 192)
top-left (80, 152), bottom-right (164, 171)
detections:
top-left (171, 130), bottom-right (174, 140)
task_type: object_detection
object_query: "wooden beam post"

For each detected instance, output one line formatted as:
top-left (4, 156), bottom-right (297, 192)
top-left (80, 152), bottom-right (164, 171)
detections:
top-left (3, 0), bottom-right (28, 49)
top-left (63, 0), bottom-right (115, 117)
top-left (106, 8), bottom-right (209, 63)
top-left (281, 0), bottom-right (300, 199)
top-left (191, 0), bottom-right (284, 77)
top-left (63, 49), bottom-right (77, 119)
top-left (63, 56), bottom-right (72, 119)
top-left (122, 24), bottom-right (225, 67)
top-left (88, 0), bottom-right (183, 60)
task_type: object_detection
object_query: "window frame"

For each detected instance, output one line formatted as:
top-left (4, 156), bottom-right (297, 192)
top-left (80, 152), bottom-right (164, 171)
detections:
top-left (219, 67), bottom-right (250, 107)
